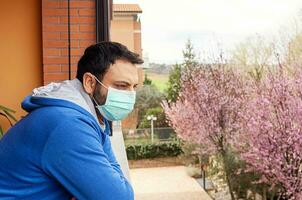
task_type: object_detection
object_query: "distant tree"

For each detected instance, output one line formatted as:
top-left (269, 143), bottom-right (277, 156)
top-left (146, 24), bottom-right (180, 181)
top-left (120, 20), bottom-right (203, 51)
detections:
top-left (135, 85), bottom-right (163, 127)
top-left (165, 64), bottom-right (181, 103)
top-left (143, 74), bottom-right (152, 85)
top-left (182, 39), bottom-right (198, 81)
top-left (165, 39), bottom-right (199, 103)
top-left (286, 33), bottom-right (302, 66)
top-left (231, 36), bottom-right (275, 82)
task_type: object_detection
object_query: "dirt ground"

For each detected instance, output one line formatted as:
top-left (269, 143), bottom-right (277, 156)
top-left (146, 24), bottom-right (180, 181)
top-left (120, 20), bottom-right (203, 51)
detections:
top-left (128, 156), bottom-right (184, 169)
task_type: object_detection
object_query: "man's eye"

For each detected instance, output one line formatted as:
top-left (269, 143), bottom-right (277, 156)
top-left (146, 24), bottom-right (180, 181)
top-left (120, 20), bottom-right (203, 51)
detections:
top-left (116, 84), bottom-right (127, 88)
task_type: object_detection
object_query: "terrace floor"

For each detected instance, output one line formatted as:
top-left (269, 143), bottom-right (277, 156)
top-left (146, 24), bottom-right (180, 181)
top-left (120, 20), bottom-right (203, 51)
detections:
top-left (130, 166), bottom-right (212, 200)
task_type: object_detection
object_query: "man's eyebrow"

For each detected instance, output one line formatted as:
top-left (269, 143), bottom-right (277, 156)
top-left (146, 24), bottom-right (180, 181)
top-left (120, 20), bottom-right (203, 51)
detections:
top-left (115, 81), bottom-right (131, 85)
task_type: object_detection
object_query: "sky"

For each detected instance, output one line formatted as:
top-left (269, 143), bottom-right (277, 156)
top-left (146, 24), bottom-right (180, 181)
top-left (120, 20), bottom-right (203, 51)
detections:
top-left (114, 0), bottom-right (302, 64)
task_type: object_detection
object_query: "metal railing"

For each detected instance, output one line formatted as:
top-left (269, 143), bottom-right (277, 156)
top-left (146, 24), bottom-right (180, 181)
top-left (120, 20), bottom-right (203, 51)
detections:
top-left (123, 127), bottom-right (178, 145)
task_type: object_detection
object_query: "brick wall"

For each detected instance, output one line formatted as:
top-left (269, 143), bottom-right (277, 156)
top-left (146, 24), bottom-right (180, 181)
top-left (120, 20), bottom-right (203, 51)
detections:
top-left (42, 0), bottom-right (96, 85)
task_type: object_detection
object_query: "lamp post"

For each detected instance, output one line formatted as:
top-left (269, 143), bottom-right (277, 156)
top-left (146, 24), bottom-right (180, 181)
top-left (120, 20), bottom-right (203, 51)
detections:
top-left (147, 115), bottom-right (157, 143)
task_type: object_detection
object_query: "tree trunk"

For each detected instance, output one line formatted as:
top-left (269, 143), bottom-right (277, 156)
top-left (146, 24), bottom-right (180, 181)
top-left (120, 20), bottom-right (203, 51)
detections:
top-left (262, 187), bottom-right (267, 200)
top-left (221, 151), bottom-right (236, 200)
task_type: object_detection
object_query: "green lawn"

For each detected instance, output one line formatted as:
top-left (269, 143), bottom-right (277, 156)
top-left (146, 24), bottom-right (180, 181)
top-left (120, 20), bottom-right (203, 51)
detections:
top-left (146, 72), bottom-right (169, 92)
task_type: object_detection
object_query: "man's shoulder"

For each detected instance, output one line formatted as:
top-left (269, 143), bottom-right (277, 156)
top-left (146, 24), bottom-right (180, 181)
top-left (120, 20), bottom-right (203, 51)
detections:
top-left (31, 104), bottom-right (91, 121)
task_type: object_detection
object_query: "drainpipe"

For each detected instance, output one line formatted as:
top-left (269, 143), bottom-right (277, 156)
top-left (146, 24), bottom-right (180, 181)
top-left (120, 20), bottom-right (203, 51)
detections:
top-left (68, 0), bottom-right (71, 80)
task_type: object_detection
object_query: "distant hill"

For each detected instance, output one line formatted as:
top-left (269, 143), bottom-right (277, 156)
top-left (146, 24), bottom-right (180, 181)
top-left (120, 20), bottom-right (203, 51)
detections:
top-left (145, 63), bottom-right (174, 75)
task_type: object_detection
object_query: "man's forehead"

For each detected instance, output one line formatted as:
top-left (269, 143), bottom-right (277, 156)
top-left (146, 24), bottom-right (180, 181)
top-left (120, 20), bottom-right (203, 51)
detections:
top-left (104, 60), bottom-right (139, 83)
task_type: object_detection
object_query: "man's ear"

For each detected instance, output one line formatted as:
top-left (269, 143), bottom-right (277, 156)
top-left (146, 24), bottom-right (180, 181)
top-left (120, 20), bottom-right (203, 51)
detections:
top-left (82, 73), bottom-right (96, 95)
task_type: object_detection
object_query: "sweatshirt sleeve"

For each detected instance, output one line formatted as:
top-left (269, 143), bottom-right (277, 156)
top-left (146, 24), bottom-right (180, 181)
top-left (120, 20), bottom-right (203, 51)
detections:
top-left (41, 117), bottom-right (134, 200)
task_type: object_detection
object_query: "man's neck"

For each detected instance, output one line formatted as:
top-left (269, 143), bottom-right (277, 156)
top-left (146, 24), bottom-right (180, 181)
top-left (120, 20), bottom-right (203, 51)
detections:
top-left (97, 114), bottom-right (105, 125)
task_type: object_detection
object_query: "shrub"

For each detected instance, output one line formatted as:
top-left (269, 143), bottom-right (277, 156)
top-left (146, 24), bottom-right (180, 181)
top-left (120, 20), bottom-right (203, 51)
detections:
top-left (126, 141), bottom-right (183, 160)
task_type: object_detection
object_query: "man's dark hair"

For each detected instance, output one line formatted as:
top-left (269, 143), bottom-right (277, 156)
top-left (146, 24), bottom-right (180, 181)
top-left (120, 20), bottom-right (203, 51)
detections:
top-left (76, 42), bottom-right (144, 82)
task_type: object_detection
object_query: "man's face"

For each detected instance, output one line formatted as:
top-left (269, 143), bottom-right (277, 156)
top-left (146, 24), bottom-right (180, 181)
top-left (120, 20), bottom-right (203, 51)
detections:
top-left (93, 59), bottom-right (139, 105)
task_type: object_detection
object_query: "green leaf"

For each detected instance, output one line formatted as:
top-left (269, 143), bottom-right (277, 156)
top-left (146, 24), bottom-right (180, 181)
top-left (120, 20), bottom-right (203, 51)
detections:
top-left (4, 110), bottom-right (17, 122)
top-left (0, 126), bottom-right (3, 137)
top-left (0, 105), bottom-right (16, 113)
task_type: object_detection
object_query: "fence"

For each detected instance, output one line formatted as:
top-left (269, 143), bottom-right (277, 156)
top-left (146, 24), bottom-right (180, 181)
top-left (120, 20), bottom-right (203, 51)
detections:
top-left (123, 127), bottom-right (178, 145)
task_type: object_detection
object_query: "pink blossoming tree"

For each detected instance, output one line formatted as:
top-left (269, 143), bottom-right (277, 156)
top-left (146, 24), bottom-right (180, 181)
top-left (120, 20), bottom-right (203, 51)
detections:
top-left (240, 66), bottom-right (302, 199)
top-left (163, 65), bottom-right (248, 200)
top-left (163, 63), bottom-right (302, 199)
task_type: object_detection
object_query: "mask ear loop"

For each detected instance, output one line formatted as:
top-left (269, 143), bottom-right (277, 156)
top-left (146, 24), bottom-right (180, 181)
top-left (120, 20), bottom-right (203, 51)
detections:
top-left (89, 75), bottom-right (101, 107)
top-left (91, 74), bottom-right (108, 89)
top-left (91, 95), bottom-right (100, 106)
top-left (90, 74), bottom-right (108, 107)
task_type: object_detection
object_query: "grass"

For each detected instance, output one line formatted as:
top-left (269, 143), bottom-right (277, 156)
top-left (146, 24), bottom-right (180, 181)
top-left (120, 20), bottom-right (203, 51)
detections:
top-left (145, 72), bottom-right (169, 92)
top-left (124, 135), bottom-right (162, 146)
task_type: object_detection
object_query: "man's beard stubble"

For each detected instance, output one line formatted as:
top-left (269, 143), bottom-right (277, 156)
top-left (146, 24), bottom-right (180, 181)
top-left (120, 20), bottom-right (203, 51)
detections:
top-left (93, 84), bottom-right (107, 120)
top-left (93, 84), bottom-right (107, 106)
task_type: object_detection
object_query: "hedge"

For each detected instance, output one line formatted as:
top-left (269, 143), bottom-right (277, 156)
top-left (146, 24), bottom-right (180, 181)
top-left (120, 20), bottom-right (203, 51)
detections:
top-left (126, 141), bottom-right (183, 160)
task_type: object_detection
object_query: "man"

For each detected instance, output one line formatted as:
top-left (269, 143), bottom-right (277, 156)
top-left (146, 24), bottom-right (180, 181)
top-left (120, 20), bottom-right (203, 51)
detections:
top-left (0, 42), bottom-right (143, 200)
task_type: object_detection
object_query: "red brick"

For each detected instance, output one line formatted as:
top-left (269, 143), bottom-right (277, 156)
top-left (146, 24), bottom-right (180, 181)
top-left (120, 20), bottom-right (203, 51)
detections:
top-left (59, 27), bottom-right (78, 40)
top-left (44, 9), bottom-right (68, 16)
top-left (60, 49), bottom-right (69, 56)
top-left (70, 9), bottom-right (79, 16)
top-left (44, 25), bottom-right (68, 32)
top-left (59, 16), bottom-right (95, 25)
top-left (44, 40), bottom-right (68, 48)
top-left (72, 65), bottom-right (78, 72)
top-left (71, 40), bottom-right (80, 48)
top-left (43, 32), bottom-right (60, 40)
top-left (70, 9), bottom-right (79, 17)
top-left (44, 73), bottom-right (69, 82)
top-left (43, 17), bottom-right (60, 24)
top-left (70, 17), bottom-right (95, 24)
top-left (44, 49), bottom-right (61, 56)
top-left (71, 25), bottom-right (80, 32)
top-left (61, 65), bottom-right (70, 72)
top-left (79, 25), bottom-right (95, 32)
top-left (60, 1), bottom-right (68, 8)
top-left (60, 48), bottom-right (83, 56)
top-left (44, 65), bottom-right (61, 73)
top-left (71, 1), bottom-right (94, 8)
top-left (78, 9), bottom-right (95, 16)
top-left (42, 1), bottom-right (60, 8)
top-left (72, 48), bottom-right (84, 56)
top-left (71, 71), bottom-right (77, 79)
top-left (42, 1), bottom-right (69, 8)
top-left (44, 57), bottom-right (69, 65)
top-left (62, 65), bottom-right (78, 72)
top-left (59, 16), bottom-right (69, 24)
top-left (71, 57), bottom-right (80, 64)
top-left (60, 32), bottom-right (69, 40)
top-left (80, 40), bottom-right (95, 48)
top-left (59, 19), bottom-right (80, 31)
top-left (71, 33), bottom-right (95, 40)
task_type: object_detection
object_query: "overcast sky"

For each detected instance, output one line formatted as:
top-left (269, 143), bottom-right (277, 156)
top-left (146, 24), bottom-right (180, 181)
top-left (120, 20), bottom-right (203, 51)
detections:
top-left (114, 0), bottom-right (302, 64)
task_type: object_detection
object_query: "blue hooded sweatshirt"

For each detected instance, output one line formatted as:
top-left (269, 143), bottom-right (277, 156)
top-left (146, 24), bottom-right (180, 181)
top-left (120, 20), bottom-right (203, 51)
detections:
top-left (0, 79), bottom-right (134, 200)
